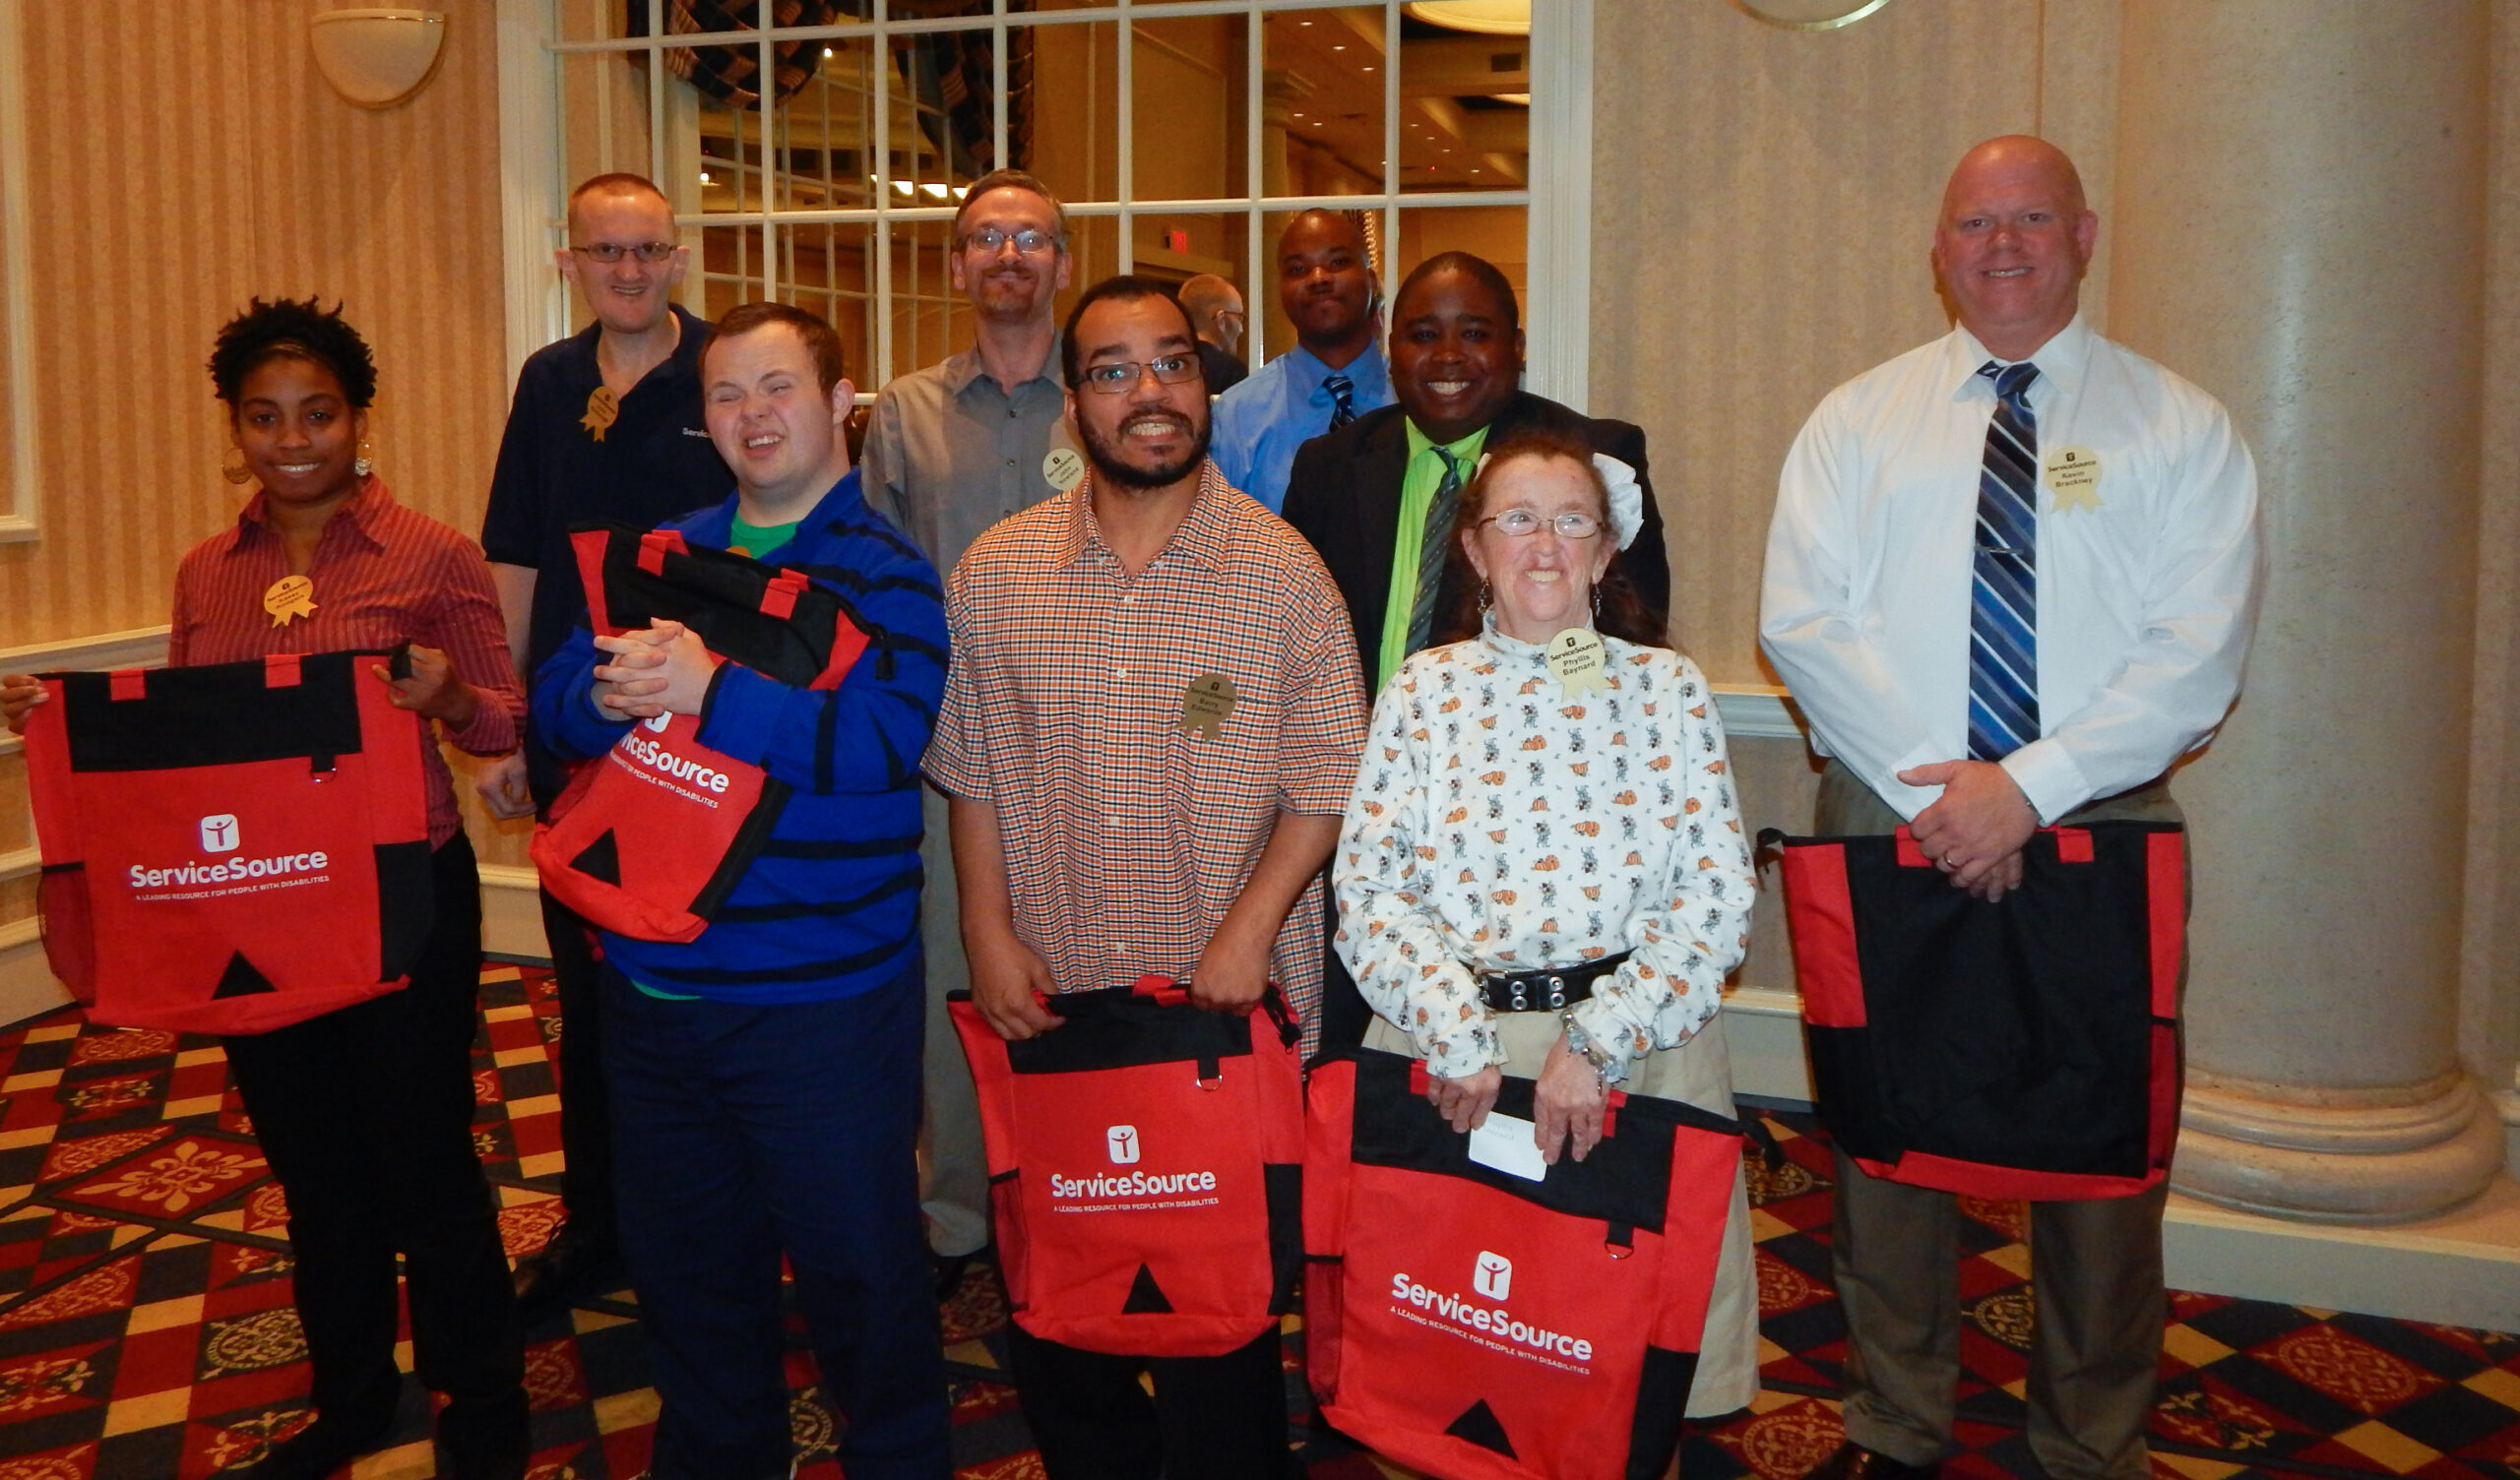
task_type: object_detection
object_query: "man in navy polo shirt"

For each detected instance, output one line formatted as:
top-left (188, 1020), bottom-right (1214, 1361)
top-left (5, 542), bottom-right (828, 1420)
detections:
top-left (478, 171), bottom-right (731, 1318)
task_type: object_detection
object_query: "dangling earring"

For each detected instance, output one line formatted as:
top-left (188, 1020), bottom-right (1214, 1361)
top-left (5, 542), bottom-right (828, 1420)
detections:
top-left (353, 439), bottom-right (375, 478)
top-left (1591, 584), bottom-right (1603, 618)
top-left (221, 448), bottom-right (252, 486)
top-left (1478, 579), bottom-right (1492, 611)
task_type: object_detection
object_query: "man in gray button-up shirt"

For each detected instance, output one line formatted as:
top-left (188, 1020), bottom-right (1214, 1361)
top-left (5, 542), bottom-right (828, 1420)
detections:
top-left (861, 167), bottom-right (1079, 1289)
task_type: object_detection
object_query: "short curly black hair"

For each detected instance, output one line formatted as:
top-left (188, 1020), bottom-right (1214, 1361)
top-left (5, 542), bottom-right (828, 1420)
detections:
top-left (207, 297), bottom-right (379, 408)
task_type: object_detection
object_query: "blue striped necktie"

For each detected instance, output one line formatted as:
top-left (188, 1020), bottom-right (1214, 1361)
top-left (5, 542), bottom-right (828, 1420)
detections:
top-left (1324, 371), bottom-right (1357, 429)
top-left (1969, 360), bottom-right (2041, 761)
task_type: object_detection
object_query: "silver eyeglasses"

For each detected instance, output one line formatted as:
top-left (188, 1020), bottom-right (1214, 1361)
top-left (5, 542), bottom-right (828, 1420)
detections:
top-left (1478, 509), bottom-right (1605, 539)
top-left (961, 227), bottom-right (1062, 257)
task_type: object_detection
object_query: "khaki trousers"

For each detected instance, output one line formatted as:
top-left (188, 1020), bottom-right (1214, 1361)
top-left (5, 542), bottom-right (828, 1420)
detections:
top-left (918, 783), bottom-right (991, 1259)
top-left (1816, 761), bottom-right (2179, 1480)
top-left (1363, 1005), bottom-right (1760, 1418)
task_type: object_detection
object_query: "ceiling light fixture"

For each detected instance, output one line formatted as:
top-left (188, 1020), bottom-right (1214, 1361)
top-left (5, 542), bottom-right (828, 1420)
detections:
top-left (1402, 1), bottom-right (1529, 36)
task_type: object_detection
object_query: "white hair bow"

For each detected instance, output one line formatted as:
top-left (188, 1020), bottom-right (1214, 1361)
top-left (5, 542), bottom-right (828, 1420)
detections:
top-left (1468, 449), bottom-right (1645, 550)
top-left (1594, 454), bottom-right (1643, 551)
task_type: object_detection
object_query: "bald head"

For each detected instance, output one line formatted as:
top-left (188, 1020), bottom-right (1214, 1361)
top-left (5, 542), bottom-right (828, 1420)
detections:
top-left (1932, 135), bottom-right (2098, 361)
top-left (1178, 274), bottom-right (1245, 353)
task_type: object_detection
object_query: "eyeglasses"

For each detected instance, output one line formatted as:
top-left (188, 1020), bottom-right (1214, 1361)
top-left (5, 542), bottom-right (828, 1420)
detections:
top-left (1080, 355), bottom-right (1203, 394)
top-left (1478, 509), bottom-right (1604, 539)
top-left (960, 227), bottom-right (1062, 257)
top-left (571, 242), bottom-right (677, 264)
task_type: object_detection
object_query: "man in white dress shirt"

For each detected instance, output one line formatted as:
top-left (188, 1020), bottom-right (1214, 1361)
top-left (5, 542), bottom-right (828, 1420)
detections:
top-left (1758, 136), bottom-right (2261, 1480)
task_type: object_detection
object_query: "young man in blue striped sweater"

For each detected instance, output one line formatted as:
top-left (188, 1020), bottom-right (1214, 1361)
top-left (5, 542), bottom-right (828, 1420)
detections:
top-left (536, 301), bottom-right (951, 1480)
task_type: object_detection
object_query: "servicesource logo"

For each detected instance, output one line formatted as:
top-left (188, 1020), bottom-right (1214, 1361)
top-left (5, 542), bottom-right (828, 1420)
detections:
top-left (1389, 1248), bottom-right (1595, 1368)
top-left (614, 726), bottom-right (731, 794)
top-left (1045, 1124), bottom-right (1221, 1207)
top-left (127, 813), bottom-right (332, 894)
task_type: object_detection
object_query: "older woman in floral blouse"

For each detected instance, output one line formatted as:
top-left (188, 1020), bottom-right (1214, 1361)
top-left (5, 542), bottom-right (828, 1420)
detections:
top-left (1331, 428), bottom-right (1759, 1419)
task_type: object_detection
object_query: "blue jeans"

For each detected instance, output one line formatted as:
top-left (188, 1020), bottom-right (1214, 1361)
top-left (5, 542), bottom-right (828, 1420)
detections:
top-left (603, 965), bottom-right (948, 1480)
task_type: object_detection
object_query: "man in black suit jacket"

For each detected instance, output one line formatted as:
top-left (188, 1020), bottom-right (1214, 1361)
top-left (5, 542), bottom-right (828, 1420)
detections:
top-left (1282, 251), bottom-right (1669, 1048)
top-left (1282, 251), bottom-right (1667, 687)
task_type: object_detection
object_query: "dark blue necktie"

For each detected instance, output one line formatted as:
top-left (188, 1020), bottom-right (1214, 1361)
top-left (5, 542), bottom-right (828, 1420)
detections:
top-left (1324, 371), bottom-right (1357, 429)
top-left (1969, 360), bottom-right (2041, 761)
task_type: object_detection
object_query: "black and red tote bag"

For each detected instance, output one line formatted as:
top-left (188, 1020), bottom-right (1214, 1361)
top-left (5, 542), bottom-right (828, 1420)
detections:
top-left (1303, 1048), bottom-right (1742, 1480)
top-left (531, 524), bottom-right (868, 943)
top-left (25, 650), bottom-right (434, 1035)
top-left (1764, 822), bottom-right (2185, 1200)
top-left (948, 976), bottom-right (1305, 1357)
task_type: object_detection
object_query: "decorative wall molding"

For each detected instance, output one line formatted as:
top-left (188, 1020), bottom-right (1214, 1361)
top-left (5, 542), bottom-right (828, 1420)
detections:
top-left (0, 917), bottom-right (70, 1031)
top-left (1525, 0), bottom-right (1594, 406)
top-left (1711, 685), bottom-right (1803, 742)
top-left (0, 0), bottom-right (39, 543)
top-left (0, 625), bottom-right (172, 674)
top-left (494, 0), bottom-right (566, 387)
top-left (478, 863), bottom-right (550, 960)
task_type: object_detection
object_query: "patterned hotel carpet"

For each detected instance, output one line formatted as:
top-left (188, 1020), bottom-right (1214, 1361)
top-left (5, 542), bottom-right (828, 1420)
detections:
top-left (0, 962), bottom-right (2514, 1479)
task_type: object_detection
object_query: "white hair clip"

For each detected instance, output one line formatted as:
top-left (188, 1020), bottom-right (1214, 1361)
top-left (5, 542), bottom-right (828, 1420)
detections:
top-left (1594, 454), bottom-right (1643, 550)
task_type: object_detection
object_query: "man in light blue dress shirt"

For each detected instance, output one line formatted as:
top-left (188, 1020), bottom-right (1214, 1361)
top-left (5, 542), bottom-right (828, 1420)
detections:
top-left (1211, 209), bottom-right (1391, 513)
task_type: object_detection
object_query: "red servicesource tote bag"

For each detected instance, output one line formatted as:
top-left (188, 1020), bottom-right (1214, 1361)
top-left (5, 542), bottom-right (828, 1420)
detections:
top-left (531, 525), bottom-right (868, 942)
top-left (25, 650), bottom-right (434, 1034)
top-left (1303, 1047), bottom-right (1743, 1480)
top-left (949, 976), bottom-right (1305, 1357)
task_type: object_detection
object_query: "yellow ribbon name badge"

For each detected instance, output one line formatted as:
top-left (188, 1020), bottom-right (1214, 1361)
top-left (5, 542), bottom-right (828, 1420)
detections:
top-left (2045, 444), bottom-right (2104, 514)
top-left (1545, 628), bottom-right (1608, 698)
top-left (263, 575), bottom-right (318, 627)
top-left (1043, 446), bottom-right (1086, 493)
top-left (1180, 673), bottom-right (1237, 740)
top-left (582, 385), bottom-right (620, 442)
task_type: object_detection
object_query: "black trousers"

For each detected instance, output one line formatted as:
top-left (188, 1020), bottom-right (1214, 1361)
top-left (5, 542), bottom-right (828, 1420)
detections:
top-left (222, 832), bottom-right (526, 1437)
top-left (536, 885), bottom-right (615, 1247)
top-left (1004, 1324), bottom-right (1290, 1480)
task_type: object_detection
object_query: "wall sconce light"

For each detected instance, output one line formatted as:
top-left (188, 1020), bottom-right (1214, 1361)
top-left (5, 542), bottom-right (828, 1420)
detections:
top-left (309, 8), bottom-right (448, 109)
top-left (1728, 0), bottom-right (1894, 31)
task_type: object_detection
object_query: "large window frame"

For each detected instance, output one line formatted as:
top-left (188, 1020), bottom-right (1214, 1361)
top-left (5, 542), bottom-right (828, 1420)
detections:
top-left (497, 0), bottom-right (1593, 404)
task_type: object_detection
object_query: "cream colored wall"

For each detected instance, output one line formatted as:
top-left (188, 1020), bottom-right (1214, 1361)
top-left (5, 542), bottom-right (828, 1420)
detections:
top-left (0, 1), bottom-right (529, 918)
top-left (1, 0), bottom-right (510, 648)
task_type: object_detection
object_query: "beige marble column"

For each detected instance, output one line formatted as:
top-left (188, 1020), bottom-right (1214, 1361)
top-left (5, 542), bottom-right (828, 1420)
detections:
top-left (2110, 0), bottom-right (2502, 1221)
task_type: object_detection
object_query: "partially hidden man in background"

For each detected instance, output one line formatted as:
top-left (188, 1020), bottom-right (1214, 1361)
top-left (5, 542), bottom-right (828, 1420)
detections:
top-left (1759, 136), bottom-right (2262, 1480)
top-left (1212, 208), bottom-right (1390, 516)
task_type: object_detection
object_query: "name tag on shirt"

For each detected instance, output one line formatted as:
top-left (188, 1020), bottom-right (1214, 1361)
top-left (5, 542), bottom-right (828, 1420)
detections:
top-left (1469, 1112), bottom-right (1549, 1181)
top-left (2044, 444), bottom-right (2104, 513)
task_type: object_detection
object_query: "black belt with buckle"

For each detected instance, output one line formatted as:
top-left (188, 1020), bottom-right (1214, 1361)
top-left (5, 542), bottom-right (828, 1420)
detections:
top-left (1479, 952), bottom-right (1632, 1013)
